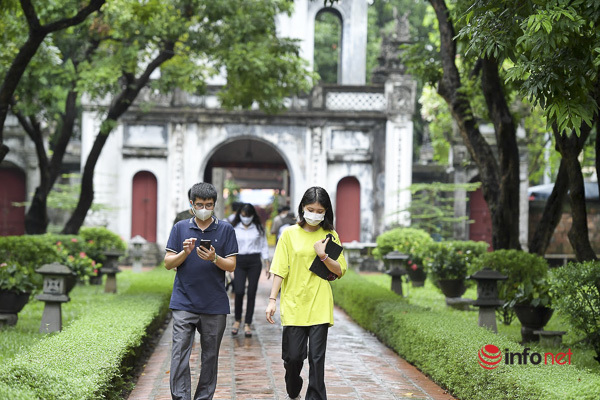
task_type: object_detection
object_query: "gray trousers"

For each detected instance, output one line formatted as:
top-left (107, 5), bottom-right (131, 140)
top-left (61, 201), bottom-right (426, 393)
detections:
top-left (170, 310), bottom-right (227, 400)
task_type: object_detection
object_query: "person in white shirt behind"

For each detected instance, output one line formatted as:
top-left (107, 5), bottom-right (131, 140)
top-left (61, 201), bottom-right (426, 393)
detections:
top-left (230, 203), bottom-right (271, 337)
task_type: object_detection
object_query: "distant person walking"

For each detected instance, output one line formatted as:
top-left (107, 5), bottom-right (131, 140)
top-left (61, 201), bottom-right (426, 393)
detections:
top-left (230, 203), bottom-right (271, 337)
top-left (277, 211), bottom-right (296, 242)
top-left (164, 182), bottom-right (238, 400)
top-left (270, 205), bottom-right (290, 241)
top-left (266, 186), bottom-right (347, 400)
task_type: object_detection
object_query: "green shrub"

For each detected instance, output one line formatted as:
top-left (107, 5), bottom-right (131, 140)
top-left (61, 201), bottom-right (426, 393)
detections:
top-left (0, 381), bottom-right (37, 400)
top-left (79, 227), bottom-right (127, 264)
top-left (550, 261), bottom-right (600, 364)
top-left (0, 236), bottom-right (59, 270)
top-left (332, 271), bottom-right (600, 400)
top-left (372, 227), bottom-right (433, 260)
top-left (470, 249), bottom-right (550, 325)
top-left (331, 269), bottom-right (402, 331)
top-left (44, 234), bottom-right (96, 281)
top-left (422, 240), bottom-right (488, 281)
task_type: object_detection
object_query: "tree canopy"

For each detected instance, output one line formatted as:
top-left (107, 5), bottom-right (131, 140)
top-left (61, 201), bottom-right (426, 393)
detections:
top-left (2, 0), bottom-right (315, 234)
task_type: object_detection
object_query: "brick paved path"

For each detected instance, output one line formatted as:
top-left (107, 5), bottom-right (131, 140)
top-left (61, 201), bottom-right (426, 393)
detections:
top-left (128, 274), bottom-right (456, 400)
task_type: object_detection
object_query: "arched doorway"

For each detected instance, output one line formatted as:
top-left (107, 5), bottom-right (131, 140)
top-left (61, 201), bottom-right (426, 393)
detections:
top-left (469, 187), bottom-right (493, 250)
top-left (131, 171), bottom-right (157, 242)
top-left (336, 176), bottom-right (360, 242)
top-left (314, 8), bottom-right (342, 84)
top-left (0, 167), bottom-right (26, 236)
top-left (204, 138), bottom-right (290, 225)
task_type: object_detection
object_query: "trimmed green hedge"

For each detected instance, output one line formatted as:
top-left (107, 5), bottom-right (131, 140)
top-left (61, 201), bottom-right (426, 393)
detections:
top-left (332, 271), bottom-right (600, 400)
top-left (0, 268), bottom-right (173, 399)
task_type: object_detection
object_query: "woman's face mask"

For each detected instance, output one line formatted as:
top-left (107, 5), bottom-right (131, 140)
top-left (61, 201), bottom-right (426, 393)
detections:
top-left (303, 209), bottom-right (325, 226)
top-left (240, 215), bottom-right (253, 226)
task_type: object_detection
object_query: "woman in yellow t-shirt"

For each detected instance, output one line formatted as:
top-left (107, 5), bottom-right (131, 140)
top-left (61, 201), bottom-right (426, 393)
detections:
top-left (266, 186), bottom-right (347, 400)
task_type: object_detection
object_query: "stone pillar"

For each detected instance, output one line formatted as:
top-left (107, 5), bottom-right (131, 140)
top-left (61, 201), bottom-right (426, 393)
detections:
top-left (518, 126), bottom-right (529, 251)
top-left (171, 123), bottom-right (186, 220)
top-left (212, 167), bottom-right (225, 219)
top-left (309, 127), bottom-right (327, 188)
top-left (383, 76), bottom-right (416, 228)
top-left (452, 144), bottom-right (469, 241)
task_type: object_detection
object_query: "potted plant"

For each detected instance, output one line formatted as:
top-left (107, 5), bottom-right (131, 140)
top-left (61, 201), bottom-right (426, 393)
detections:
top-left (425, 240), bottom-right (488, 298)
top-left (406, 256), bottom-right (427, 287)
top-left (0, 262), bottom-right (40, 325)
top-left (511, 278), bottom-right (553, 343)
top-left (469, 249), bottom-right (550, 327)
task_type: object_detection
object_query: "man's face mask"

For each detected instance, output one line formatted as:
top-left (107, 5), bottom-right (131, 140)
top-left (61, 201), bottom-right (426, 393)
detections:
top-left (190, 203), bottom-right (213, 221)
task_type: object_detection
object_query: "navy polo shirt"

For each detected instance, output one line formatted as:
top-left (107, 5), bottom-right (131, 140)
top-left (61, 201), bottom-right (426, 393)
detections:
top-left (166, 217), bottom-right (238, 314)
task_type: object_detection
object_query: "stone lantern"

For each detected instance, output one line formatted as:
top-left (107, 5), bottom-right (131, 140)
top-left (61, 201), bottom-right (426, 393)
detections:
top-left (101, 249), bottom-right (123, 293)
top-left (343, 241), bottom-right (363, 271)
top-left (468, 268), bottom-right (507, 333)
top-left (130, 235), bottom-right (146, 273)
top-left (35, 262), bottom-right (73, 333)
top-left (384, 251), bottom-right (408, 296)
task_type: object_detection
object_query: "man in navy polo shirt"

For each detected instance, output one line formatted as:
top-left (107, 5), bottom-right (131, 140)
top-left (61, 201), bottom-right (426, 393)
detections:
top-left (165, 182), bottom-right (238, 400)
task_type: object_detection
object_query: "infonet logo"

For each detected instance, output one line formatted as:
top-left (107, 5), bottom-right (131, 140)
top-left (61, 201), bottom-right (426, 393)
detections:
top-left (478, 344), bottom-right (572, 369)
top-left (478, 344), bottom-right (502, 369)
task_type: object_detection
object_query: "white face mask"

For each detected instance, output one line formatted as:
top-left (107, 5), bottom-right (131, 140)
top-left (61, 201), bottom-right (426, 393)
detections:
top-left (191, 207), bottom-right (213, 221)
top-left (303, 209), bottom-right (325, 226)
top-left (240, 216), bottom-right (253, 226)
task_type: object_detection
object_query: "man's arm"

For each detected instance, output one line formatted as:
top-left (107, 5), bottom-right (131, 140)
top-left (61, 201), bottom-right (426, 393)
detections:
top-left (215, 254), bottom-right (236, 272)
top-left (164, 237), bottom-right (196, 270)
top-left (196, 245), bottom-right (237, 272)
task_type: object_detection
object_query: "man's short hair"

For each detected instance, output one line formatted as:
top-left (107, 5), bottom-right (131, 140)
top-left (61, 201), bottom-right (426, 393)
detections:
top-left (189, 182), bottom-right (218, 202)
top-left (278, 205), bottom-right (290, 213)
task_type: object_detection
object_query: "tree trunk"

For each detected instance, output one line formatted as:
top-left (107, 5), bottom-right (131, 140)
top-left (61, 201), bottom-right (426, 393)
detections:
top-left (25, 188), bottom-right (50, 234)
top-left (429, 0), bottom-right (521, 250)
top-left (480, 57), bottom-right (521, 250)
top-left (62, 44), bottom-right (175, 234)
top-left (22, 90), bottom-right (78, 234)
top-left (13, 109), bottom-right (50, 234)
top-left (62, 126), bottom-right (110, 234)
top-left (528, 161), bottom-right (568, 255)
top-left (554, 127), bottom-right (596, 261)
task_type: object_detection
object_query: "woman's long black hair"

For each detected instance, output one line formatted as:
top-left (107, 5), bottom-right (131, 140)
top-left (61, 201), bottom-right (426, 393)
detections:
top-left (231, 203), bottom-right (265, 234)
top-left (297, 186), bottom-right (334, 231)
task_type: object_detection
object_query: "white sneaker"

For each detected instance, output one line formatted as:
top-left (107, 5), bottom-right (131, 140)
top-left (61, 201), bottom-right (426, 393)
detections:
top-left (286, 395), bottom-right (301, 400)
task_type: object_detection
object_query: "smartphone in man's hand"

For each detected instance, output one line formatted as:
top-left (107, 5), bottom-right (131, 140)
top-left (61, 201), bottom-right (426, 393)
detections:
top-left (199, 239), bottom-right (211, 250)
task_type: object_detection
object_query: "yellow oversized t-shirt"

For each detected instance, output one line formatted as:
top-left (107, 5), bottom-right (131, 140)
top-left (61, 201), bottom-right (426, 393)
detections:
top-left (269, 224), bottom-right (347, 327)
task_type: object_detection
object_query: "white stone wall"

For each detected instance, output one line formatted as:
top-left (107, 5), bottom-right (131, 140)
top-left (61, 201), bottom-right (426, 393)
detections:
top-left (81, 112), bottom-right (391, 247)
top-left (276, 0), bottom-right (367, 85)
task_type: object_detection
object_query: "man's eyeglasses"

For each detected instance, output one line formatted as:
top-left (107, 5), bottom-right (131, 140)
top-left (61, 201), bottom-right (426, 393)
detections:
top-left (192, 203), bottom-right (214, 210)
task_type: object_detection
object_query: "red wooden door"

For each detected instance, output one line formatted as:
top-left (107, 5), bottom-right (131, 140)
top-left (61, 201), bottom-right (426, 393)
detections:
top-left (336, 177), bottom-right (360, 243)
top-left (131, 171), bottom-right (157, 242)
top-left (469, 187), bottom-right (493, 250)
top-left (0, 168), bottom-right (26, 236)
